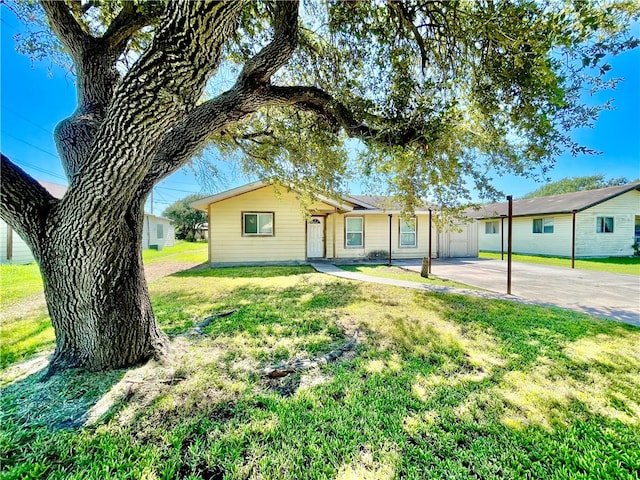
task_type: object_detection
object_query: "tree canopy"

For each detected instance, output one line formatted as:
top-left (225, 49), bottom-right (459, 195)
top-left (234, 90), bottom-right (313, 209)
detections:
top-left (162, 195), bottom-right (208, 241)
top-left (521, 175), bottom-right (631, 198)
top-left (1, 0), bottom-right (638, 373)
top-left (8, 0), bottom-right (639, 209)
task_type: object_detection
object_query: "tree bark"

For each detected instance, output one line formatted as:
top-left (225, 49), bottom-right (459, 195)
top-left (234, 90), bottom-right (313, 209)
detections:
top-left (36, 196), bottom-right (168, 373)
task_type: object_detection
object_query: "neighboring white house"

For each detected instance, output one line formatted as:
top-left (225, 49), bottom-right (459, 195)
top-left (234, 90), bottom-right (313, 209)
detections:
top-left (142, 214), bottom-right (175, 250)
top-left (468, 182), bottom-right (640, 257)
top-left (190, 180), bottom-right (478, 266)
top-left (0, 181), bottom-right (175, 264)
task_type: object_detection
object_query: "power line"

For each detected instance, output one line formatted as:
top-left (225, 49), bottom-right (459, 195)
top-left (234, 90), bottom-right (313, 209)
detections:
top-left (2, 131), bottom-right (60, 159)
top-left (9, 157), bottom-right (67, 181)
top-left (1, 106), bottom-right (56, 136)
top-left (156, 185), bottom-right (202, 194)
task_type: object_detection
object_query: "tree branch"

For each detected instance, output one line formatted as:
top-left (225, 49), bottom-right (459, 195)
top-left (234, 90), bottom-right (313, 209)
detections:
top-left (264, 85), bottom-right (428, 147)
top-left (59, 1), bottom-right (249, 224)
top-left (40, 0), bottom-right (93, 58)
top-left (238, 0), bottom-right (299, 86)
top-left (102, 2), bottom-right (164, 56)
top-left (141, 86), bottom-right (258, 188)
top-left (0, 154), bottom-right (57, 245)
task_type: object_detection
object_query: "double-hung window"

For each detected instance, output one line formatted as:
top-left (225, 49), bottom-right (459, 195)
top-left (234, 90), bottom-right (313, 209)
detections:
top-left (243, 212), bottom-right (274, 236)
top-left (485, 221), bottom-right (499, 234)
top-left (533, 218), bottom-right (554, 234)
top-left (596, 216), bottom-right (614, 233)
top-left (345, 217), bottom-right (364, 248)
top-left (399, 218), bottom-right (417, 247)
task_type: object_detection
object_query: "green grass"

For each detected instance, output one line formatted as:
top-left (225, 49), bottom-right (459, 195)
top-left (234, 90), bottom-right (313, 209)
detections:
top-left (340, 265), bottom-right (477, 289)
top-left (142, 240), bottom-right (208, 264)
top-left (0, 241), bottom-right (208, 308)
top-left (480, 251), bottom-right (640, 275)
top-left (0, 241), bottom-right (208, 370)
top-left (2, 266), bottom-right (639, 479)
top-left (0, 263), bottom-right (43, 305)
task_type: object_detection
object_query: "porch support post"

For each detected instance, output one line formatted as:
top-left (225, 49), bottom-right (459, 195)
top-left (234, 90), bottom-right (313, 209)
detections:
top-left (388, 214), bottom-right (392, 266)
top-left (207, 207), bottom-right (212, 265)
top-left (332, 208), bottom-right (337, 259)
top-left (571, 209), bottom-right (577, 269)
top-left (507, 195), bottom-right (513, 295)
top-left (500, 215), bottom-right (506, 260)
top-left (428, 208), bottom-right (433, 274)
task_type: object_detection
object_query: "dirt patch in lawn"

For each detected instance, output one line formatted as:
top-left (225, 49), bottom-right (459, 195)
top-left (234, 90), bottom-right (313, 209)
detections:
top-left (144, 262), bottom-right (204, 282)
top-left (0, 292), bottom-right (47, 323)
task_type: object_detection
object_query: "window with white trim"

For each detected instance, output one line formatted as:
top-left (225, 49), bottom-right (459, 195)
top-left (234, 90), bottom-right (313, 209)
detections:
top-left (399, 218), bottom-right (417, 247)
top-left (485, 221), bottom-right (499, 234)
top-left (345, 217), bottom-right (364, 248)
top-left (243, 212), bottom-right (274, 236)
top-left (533, 218), bottom-right (554, 234)
top-left (596, 216), bottom-right (614, 233)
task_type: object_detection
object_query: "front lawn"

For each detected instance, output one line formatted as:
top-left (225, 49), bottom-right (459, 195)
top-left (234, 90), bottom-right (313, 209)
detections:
top-left (0, 241), bottom-right (208, 308)
top-left (0, 263), bottom-right (43, 305)
top-left (480, 251), bottom-right (640, 275)
top-left (2, 266), bottom-right (639, 479)
top-left (339, 264), bottom-right (477, 289)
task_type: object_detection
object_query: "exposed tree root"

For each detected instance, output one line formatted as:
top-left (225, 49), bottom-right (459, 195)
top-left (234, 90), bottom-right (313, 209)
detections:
top-left (191, 309), bottom-right (239, 335)
top-left (263, 331), bottom-right (359, 378)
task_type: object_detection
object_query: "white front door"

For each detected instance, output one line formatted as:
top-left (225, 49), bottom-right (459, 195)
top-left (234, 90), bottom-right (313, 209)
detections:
top-left (307, 217), bottom-right (325, 258)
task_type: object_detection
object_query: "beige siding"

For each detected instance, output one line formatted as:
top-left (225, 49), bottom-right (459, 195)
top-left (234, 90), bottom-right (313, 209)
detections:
top-left (209, 185), bottom-right (333, 264)
top-left (438, 221), bottom-right (479, 258)
top-left (576, 190), bottom-right (640, 256)
top-left (0, 219), bottom-right (36, 264)
top-left (479, 216), bottom-right (574, 256)
top-left (512, 215), bottom-right (573, 256)
top-left (477, 219), bottom-right (504, 252)
top-left (478, 190), bottom-right (640, 257)
top-left (328, 213), bottom-right (438, 260)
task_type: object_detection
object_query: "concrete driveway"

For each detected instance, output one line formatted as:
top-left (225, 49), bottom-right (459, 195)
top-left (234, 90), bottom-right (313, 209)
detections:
top-left (396, 258), bottom-right (640, 326)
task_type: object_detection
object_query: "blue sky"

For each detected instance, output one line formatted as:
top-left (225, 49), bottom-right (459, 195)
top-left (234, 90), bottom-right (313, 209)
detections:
top-left (1, 7), bottom-right (639, 215)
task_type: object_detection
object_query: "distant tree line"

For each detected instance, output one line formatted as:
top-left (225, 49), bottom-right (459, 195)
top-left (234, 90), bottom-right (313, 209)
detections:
top-left (521, 175), bottom-right (632, 198)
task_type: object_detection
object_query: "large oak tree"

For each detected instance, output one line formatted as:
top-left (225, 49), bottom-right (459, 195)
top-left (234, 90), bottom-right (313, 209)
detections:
top-left (1, 0), bottom-right (637, 373)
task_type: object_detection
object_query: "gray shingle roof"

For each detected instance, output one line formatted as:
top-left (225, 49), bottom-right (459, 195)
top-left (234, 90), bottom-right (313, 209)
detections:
top-left (467, 182), bottom-right (640, 219)
top-left (348, 195), bottom-right (433, 211)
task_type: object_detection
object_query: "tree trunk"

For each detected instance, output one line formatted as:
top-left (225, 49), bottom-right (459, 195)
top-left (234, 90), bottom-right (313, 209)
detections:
top-left (36, 200), bottom-right (168, 373)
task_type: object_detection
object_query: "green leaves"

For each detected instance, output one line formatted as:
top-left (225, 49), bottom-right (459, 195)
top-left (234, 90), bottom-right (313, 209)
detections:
top-left (12, 0), bottom-right (640, 207)
top-left (162, 195), bottom-right (208, 242)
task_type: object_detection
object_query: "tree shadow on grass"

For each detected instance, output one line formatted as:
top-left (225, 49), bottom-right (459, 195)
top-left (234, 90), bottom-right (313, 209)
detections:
top-left (2, 277), bottom-right (639, 479)
top-left (1, 367), bottom-right (125, 431)
top-left (152, 278), bottom-right (360, 339)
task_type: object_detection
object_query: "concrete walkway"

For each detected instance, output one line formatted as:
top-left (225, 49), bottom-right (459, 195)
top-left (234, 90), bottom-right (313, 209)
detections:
top-left (309, 261), bottom-right (640, 327)
top-left (311, 263), bottom-right (541, 304)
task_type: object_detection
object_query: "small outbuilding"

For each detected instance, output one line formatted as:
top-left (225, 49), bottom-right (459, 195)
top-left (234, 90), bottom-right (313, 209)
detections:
top-left (0, 181), bottom-right (175, 264)
top-left (190, 180), bottom-right (478, 266)
top-left (468, 182), bottom-right (640, 257)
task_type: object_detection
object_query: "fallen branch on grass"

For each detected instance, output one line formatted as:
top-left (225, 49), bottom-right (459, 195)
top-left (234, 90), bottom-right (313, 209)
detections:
top-left (263, 332), bottom-right (359, 378)
top-left (191, 309), bottom-right (238, 335)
